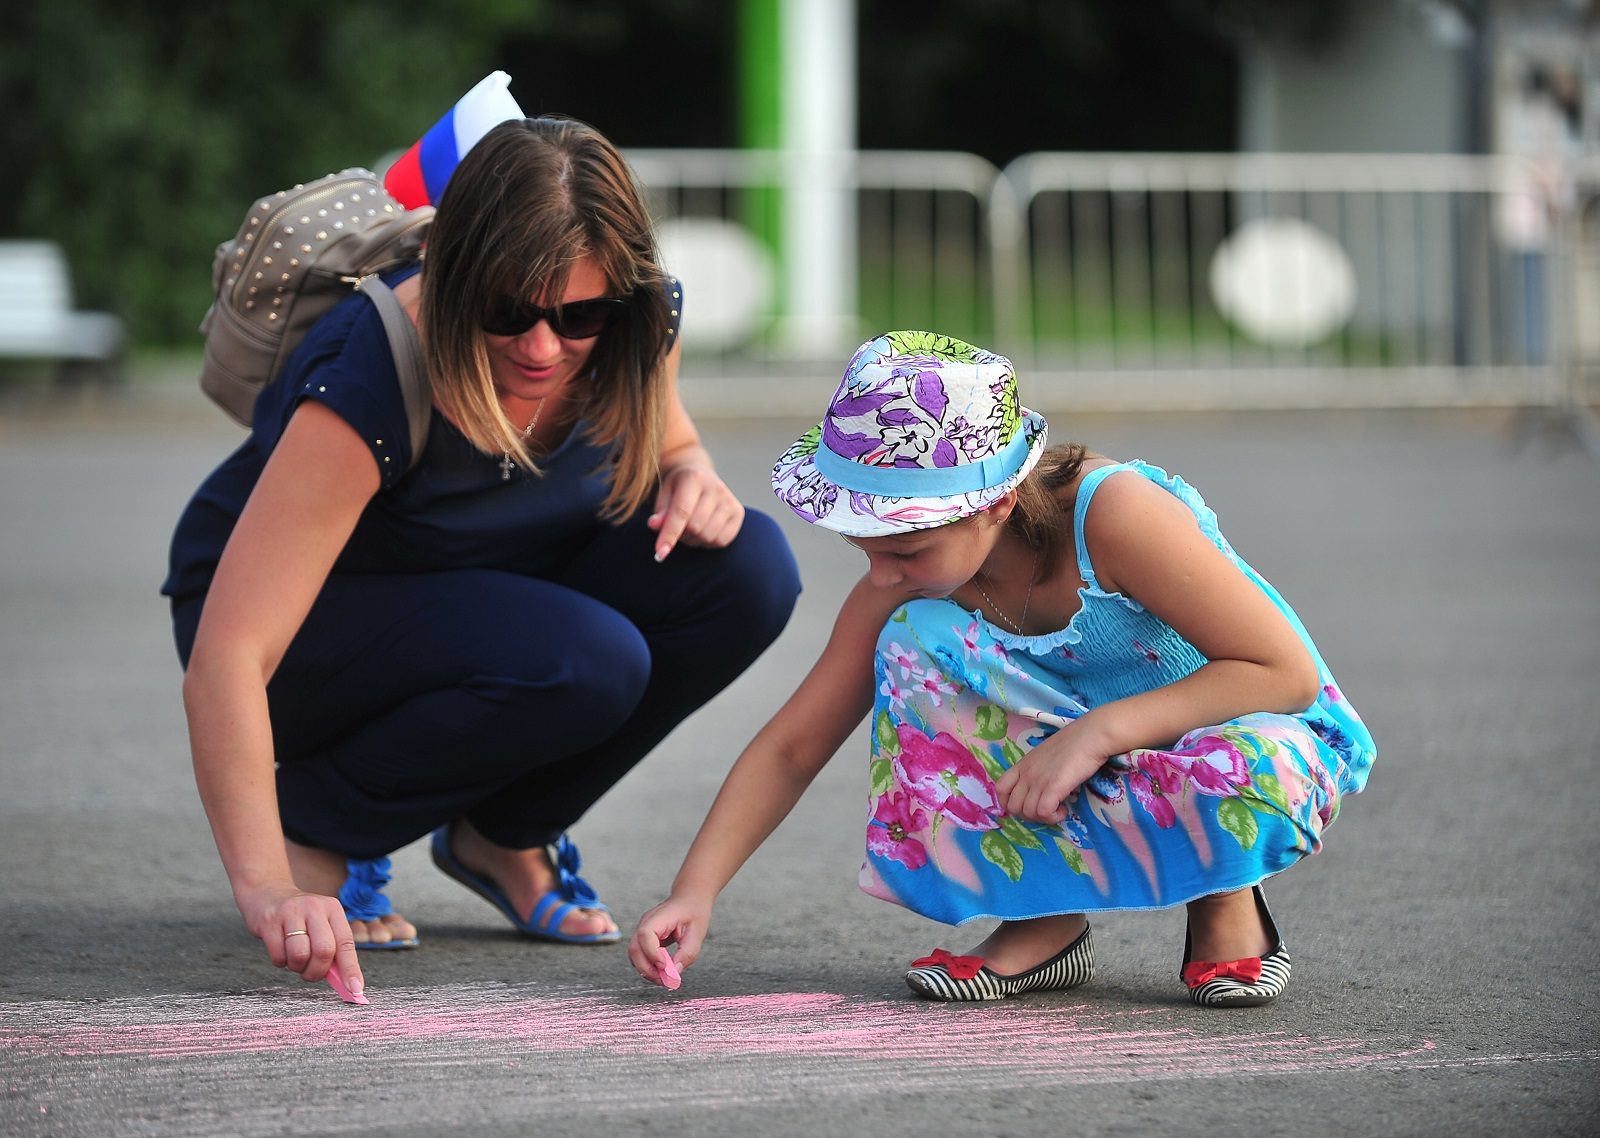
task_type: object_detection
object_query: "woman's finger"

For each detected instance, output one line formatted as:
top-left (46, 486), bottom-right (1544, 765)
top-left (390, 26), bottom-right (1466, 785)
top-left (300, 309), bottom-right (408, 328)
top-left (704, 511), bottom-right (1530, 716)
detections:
top-left (652, 477), bottom-right (702, 560)
top-left (323, 931), bottom-right (365, 1000)
top-left (706, 501), bottom-right (743, 548)
top-left (282, 924), bottom-right (314, 972)
top-left (688, 504), bottom-right (731, 547)
top-left (686, 497), bottom-right (744, 549)
top-left (293, 919), bottom-right (339, 981)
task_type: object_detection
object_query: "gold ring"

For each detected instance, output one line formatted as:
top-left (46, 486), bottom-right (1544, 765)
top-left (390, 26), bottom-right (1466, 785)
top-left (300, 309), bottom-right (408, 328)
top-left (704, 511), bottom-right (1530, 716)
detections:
top-left (284, 930), bottom-right (310, 939)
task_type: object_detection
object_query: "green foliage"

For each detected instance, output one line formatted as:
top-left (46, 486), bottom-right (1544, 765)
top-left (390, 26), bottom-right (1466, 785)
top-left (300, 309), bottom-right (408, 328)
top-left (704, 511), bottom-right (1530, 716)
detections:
top-left (969, 743), bottom-right (1006, 783)
top-left (0, 0), bottom-right (546, 345)
top-left (979, 830), bottom-right (1024, 882)
top-left (972, 703), bottom-right (1010, 742)
top-left (1054, 836), bottom-right (1087, 876)
top-left (998, 816), bottom-right (1044, 852)
top-left (1248, 772), bottom-right (1291, 818)
top-left (874, 710), bottom-right (900, 756)
top-left (1217, 796), bottom-right (1259, 849)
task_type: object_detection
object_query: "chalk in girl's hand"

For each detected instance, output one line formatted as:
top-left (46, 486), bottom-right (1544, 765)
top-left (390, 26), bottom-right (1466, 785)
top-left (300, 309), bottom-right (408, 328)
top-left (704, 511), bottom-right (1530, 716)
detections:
top-left (1019, 706), bottom-right (1072, 728)
top-left (324, 962), bottom-right (369, 1005)
top-left (656, 947), bottom-right (682, 990)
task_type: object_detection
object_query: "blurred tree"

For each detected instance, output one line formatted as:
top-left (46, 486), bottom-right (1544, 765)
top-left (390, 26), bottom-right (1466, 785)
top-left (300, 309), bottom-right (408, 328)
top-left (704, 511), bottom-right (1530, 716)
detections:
top-left (1, 0), bottom-right (1353, 349)
top-left (496, 0), bottom-right (738, 147)
top-left (0, 0), bottom-right (546, 345)
top-left (502, 0), bottom-right (1352, 162)
top-left (499, 0), bottom-right (1350, 160)
top-left (856, 0), bottom-right (1351, 159)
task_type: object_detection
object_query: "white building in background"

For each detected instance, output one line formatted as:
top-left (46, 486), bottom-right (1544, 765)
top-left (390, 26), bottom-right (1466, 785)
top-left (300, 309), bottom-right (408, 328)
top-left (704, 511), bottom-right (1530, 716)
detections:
top-left (1238, 0), bottom-right (1482, 155)
top-left (1230, 0), bottom-right (1597, 367)
top-left (1235, 0), bottom-right (1596, 159)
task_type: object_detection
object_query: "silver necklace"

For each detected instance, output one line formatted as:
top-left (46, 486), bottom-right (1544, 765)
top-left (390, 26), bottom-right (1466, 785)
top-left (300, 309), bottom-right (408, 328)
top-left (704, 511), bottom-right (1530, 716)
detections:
top-left (498, 398), bottom-right (547, 481)
top-left (972, 549), bottom-right (1039, 635)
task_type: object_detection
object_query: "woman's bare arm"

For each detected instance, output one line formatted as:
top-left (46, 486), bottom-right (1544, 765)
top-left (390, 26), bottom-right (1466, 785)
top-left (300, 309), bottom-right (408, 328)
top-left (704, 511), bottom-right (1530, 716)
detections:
top-left (182, 401), bottom-right (379, 980)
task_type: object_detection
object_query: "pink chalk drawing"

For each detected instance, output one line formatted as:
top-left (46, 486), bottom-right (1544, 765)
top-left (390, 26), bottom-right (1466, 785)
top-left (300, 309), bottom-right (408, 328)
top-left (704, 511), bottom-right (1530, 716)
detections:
top-left (2, 983), bottom-right (1588, 1080)
top-left (1, 985), bottom-right (1595, 1127)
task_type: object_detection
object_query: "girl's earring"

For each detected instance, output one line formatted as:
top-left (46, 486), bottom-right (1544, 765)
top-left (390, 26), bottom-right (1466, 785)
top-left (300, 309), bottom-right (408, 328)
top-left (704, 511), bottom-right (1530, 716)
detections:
top-left (984, 494), bottom-right (1016, 526)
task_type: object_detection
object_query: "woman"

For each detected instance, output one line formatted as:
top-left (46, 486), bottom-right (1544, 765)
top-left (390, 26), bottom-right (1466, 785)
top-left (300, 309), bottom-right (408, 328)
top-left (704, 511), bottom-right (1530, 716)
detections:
top-left (162, 117), bottom-right (801, 996)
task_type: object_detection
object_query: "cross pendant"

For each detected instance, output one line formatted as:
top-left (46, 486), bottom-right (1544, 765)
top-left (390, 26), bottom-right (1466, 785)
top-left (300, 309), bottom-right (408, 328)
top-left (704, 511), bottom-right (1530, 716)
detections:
top-left (499, 453), bottom-right (515, 481)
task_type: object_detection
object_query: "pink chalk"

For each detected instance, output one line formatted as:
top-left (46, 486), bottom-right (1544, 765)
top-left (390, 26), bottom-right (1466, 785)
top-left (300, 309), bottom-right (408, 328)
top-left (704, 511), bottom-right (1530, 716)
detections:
top-left (324, 962), bottom-right (369, 1005)
top-left (656, 948), bottom-right (681, 991)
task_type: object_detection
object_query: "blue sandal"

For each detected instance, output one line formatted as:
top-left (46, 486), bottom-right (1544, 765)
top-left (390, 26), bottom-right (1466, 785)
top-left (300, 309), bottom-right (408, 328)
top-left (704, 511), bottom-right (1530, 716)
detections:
top-left (339, 856), bottom-right (420, 950)
top-left (429, 826), bottom-right (620, 944)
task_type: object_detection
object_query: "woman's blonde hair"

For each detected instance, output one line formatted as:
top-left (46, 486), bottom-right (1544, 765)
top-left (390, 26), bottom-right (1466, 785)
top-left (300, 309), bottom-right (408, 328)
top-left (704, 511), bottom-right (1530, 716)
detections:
top-left (419, 116), bottom-right (673, 520)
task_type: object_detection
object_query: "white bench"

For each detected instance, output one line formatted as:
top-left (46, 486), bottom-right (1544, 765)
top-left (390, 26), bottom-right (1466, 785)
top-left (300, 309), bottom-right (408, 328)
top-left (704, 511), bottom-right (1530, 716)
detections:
top-left (0, 240), bottom-right (125, 381)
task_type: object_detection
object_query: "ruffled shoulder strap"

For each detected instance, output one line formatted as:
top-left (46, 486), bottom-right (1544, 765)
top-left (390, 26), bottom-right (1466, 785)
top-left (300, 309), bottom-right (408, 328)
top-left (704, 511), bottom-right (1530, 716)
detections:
top-left (1070, 461), bottom-right (1136, 590)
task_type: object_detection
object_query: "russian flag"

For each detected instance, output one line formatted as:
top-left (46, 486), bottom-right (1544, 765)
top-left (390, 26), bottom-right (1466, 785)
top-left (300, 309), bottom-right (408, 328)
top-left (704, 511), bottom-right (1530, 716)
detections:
top-left (384, 71), bottom-right (525, 209)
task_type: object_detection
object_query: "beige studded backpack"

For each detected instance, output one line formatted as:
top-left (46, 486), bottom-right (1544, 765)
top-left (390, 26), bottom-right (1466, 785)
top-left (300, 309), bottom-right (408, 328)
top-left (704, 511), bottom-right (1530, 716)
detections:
top-left (198, 169), bottom-right (434, 469)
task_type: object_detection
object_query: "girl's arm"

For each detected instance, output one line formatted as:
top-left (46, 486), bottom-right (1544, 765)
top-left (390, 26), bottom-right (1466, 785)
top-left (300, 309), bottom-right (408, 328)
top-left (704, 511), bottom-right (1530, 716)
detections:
top-left (997, 471), bottom-right (1321, 823)
top-left (182, 401), bottom-right (380, 987)
top-left (648, 338), bottom-right (745, 560)
top-left (627, 576), bottom-right (897, 983)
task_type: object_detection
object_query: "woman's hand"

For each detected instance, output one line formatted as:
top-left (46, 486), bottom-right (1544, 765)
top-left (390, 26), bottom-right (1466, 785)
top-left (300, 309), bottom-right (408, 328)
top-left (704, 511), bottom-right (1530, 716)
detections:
top-left (995, 720), bottom-right (1111, 825)
top-left (239, 882), bottom-right (363, 993)
top-left (649, 463), bottom-right (745, 560)
top-left (628, 894), bottom-right (713, 986)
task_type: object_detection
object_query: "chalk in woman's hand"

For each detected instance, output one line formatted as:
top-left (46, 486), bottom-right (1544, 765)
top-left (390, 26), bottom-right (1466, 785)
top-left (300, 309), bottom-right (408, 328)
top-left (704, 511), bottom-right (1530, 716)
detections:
top-left (324, 962), bottom-right (369, 1005)
top-left (656, 947), bottom-right (682, 990)
top-left (1018, 706), bottom-right (1073, 728)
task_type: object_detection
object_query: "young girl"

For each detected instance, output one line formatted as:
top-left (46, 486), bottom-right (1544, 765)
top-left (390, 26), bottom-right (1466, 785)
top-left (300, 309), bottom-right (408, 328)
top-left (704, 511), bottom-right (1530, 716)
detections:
top-left (629, 330), bottom-right (1374, 1007)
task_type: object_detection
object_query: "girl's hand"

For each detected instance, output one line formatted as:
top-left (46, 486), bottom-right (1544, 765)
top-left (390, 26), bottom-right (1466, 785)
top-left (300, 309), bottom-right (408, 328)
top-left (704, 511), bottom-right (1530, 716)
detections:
top-left (649, 464), bottom-right (744, 560)
top-left (239, 882), bottom-right (363, 994)
top-left (628, 894), bottom-right (712, 986)
top-left (995, 722), bottom-right (1109, 825)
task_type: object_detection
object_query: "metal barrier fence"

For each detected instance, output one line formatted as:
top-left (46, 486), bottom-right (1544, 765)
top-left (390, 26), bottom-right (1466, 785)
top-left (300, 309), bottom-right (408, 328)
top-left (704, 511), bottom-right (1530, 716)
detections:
top-left (625, 147), bottom-right (1004, 372)
top-left (627, 147), bottom-right (1598, 419)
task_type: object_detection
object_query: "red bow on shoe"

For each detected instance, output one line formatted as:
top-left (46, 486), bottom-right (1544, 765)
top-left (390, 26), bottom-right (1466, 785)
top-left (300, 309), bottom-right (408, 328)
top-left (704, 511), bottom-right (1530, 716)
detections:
top-left (910, 948), bottom-right (987, 980)
top-left (1182, 957), bottom-right (1263, 988)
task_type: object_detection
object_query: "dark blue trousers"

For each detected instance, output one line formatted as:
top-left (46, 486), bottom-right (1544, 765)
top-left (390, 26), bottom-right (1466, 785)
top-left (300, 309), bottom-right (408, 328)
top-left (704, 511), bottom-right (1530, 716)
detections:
top-left (173, 508), bottom-right (800, 859)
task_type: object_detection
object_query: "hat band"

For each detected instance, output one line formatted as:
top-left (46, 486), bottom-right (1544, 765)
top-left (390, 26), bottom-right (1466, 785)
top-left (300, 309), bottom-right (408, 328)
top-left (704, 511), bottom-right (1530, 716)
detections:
top-left (814, 426), bottom-right (1032, 498)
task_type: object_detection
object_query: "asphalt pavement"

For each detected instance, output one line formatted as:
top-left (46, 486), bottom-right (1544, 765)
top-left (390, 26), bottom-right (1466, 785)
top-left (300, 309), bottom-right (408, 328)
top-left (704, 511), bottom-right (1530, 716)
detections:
top-left (1, 378), bottom-right (1597, 1137)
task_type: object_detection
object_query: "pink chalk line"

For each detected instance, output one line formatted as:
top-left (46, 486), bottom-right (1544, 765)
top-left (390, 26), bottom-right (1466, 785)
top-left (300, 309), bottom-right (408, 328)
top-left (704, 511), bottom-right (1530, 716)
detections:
top-left (5, 983), bottom-right (1591, 1090)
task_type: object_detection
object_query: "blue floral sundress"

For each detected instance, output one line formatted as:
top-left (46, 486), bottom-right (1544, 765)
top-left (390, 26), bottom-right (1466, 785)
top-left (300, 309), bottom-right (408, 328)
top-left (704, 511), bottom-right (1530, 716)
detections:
top-left (860, 460), bottom-right (1376, 923)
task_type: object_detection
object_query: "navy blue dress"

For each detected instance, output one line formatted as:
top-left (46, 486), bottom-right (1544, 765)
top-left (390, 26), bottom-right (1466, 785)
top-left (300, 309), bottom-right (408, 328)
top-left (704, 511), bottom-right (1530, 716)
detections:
top-left (163, 267), bottom-right (800, 858)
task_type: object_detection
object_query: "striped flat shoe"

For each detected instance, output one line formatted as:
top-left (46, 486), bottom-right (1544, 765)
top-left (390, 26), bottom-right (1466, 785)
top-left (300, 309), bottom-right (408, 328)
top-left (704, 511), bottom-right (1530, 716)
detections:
top-left (904, 924), bottom-right (1094, 1002)
top-left (1182, 885), bottom-right (1291, 1008)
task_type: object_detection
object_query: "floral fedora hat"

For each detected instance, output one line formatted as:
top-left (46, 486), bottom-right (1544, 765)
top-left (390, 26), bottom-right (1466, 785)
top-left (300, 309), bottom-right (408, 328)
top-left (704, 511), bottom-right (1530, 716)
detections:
top-left (771, 330), bottom-right (1048, 537)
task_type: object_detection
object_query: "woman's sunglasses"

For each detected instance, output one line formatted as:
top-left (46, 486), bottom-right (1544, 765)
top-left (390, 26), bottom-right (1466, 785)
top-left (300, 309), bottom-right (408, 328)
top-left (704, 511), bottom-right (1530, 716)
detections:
top-left (481, 295), bottom-right (626, 340)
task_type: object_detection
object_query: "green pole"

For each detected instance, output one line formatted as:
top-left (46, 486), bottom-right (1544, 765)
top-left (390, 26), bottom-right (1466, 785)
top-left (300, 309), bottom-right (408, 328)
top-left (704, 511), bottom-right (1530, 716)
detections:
top-left (740, 0), bottom-right (783, 317)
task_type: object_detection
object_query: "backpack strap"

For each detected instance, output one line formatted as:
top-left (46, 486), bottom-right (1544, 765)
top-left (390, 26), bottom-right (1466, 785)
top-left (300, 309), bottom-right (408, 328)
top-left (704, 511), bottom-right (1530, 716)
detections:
top-left (359, 275), bottom-right (431, 473)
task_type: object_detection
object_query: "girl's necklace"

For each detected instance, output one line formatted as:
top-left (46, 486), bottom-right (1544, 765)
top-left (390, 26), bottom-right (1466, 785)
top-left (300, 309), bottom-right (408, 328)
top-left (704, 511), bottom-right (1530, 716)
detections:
top-left (498, 398), bottom-right (547, 481)
top-left (972, 549), bottom-right (1039, 635)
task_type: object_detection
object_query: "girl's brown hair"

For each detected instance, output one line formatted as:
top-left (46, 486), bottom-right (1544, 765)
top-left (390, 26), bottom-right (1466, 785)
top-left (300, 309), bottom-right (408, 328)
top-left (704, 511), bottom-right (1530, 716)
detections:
top-left (1007, 442), bottom-right (1092, 577)
top-left (419, 116), bottom-right (673, 520)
